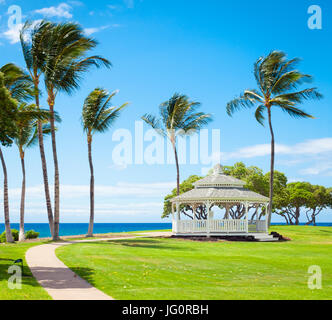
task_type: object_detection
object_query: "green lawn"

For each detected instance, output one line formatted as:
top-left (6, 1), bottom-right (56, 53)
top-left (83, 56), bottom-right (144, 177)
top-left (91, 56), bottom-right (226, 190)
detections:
top-left (0, 242), bottom-right (51, 300)
top-left (56, 226), bottom-right (332, 300)
top-left (64, 230), bottom-right (171, 241)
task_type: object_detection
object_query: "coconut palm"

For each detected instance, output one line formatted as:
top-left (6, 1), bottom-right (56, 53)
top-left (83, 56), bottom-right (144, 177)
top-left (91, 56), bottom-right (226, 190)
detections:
top-left (42, 22), bottom-right (111, 240)
top-left (20, 21), bottom-right (55, 237)
top-left (13, 103), bottom-right (55, 241)
top-left (82, 88), bottom-right (128, 237)
top-left (0, 63), bottom-right (34, 243)
top-left (226, 51), bottom-right (323, 227)
top-left (142, 93), bottom-right (212, 196)
top-left (0, 72), bottom-right (19, 243)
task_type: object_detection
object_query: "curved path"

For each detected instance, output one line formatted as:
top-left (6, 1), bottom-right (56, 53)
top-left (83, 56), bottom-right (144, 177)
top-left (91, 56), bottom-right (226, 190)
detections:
top-left (26, 232), bottom-right (171, 300)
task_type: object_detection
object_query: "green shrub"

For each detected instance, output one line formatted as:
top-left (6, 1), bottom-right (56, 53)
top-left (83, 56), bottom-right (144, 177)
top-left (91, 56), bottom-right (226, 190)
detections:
top-left (25, 230), bottom-right (40, 240)
top-left (0, 229), bottom-right (19, 243)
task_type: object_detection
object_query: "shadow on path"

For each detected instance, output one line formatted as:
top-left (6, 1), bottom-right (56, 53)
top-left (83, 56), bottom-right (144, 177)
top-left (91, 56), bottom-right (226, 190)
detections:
top-left (28, 266), bottom-right (95, 289)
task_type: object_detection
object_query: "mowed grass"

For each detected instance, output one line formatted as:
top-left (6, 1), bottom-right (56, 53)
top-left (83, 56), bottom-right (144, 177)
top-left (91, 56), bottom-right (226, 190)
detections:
top-left (56, 226), bottom-right (332, 300)
top-left (0, 242), bottom-right (51, 300)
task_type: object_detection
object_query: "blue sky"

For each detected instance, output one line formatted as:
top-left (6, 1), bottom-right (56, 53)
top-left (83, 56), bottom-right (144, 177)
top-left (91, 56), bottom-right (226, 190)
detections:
top-left (0, 0), bottom-right (331, 223)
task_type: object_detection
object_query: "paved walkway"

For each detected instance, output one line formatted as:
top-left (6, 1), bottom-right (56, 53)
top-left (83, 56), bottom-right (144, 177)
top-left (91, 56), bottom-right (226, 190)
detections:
top-left (26, 232), bottom-right (172, 300)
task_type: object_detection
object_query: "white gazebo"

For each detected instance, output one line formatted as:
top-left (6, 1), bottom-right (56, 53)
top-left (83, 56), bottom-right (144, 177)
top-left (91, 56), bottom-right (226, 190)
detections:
top-left (170, 164), bottom-right (276, 241)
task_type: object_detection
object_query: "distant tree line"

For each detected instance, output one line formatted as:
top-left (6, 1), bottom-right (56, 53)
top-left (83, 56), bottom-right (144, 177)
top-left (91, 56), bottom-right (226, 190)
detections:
top-left (163, 162), bottom-right (332, 225)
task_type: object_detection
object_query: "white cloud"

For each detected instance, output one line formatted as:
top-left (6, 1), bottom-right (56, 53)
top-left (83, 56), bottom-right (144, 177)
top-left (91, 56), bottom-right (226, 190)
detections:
top-left (5, 181), bottom-right (175, 200)
top-left (219, 138), bottom-right (332, 161)
top-left (300, 162), bottom-right (332, 176)
top-left (35, 3), bottom-right (73, 19)
top-left (1, 19), bottom-right (43, 44)
top-left (1, 23), bottom-right (23, 44)
top-left (211, 137), bottom-right (332, 178)
top-left (83, 25), bottom-right (109, 36)
top-left (0, 181), bottom-right (173, 222)
top-left (83, 24), bottom-right (121, 36)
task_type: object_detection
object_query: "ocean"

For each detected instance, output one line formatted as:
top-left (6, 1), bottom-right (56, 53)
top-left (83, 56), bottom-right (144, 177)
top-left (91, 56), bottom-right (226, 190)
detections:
top-left (0, 222), bottom-right (330, 239)
top-left (0, 223), bottom-right (172, 238)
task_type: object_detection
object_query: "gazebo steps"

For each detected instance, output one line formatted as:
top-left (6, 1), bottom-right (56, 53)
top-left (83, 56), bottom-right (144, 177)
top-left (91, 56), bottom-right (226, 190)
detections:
top-left (252, 234), bottom-right (279, 242)
top-left (173, 233), bottom-right (281, 242)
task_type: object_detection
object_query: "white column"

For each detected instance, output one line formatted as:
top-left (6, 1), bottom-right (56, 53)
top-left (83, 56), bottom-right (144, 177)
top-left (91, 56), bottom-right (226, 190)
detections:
top-left (225, 204), bottom-right (230, 220)
top-left (256, 204), bottom-right (260, 232)
top-left (192, 204), bottom-right (197, 221)
top-left (245, 202), bottom-right (249, 233)
top-left (206, 201), bottom-right (211, 238)
top-left (175, 202), bottom-right (180, 234)
top-left (266, 202), bottom-right (270, 233)
top-left (192, 204), bottom-right (197, 234)
top-left (171, 203), bottom-right (175, 233)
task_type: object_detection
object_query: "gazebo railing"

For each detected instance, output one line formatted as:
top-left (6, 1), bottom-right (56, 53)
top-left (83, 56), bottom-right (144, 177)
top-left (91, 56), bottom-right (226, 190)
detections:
top-left (176, 219), bottom-right (249, 234)
top-left (248, 220), bottom-right (268, 233)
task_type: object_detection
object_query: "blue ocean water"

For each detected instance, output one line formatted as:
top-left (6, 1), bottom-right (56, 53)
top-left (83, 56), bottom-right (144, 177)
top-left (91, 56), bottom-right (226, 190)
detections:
top-left (0, 222), bottom-right (330, 238)
top-left (0, 223), bottom-right (172, 238)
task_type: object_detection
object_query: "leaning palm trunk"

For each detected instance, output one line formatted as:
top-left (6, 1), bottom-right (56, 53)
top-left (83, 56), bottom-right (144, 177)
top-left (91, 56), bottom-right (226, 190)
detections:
top-left (87, 134), bottom-right (94, 237)
top-left (48, 95), bottom-right (60, 241)
top-left (171, 138), bottom-right (180, 196)
top-left (19, 149), bottom-right (26, 241)
top-left (0, 147), bottom-right (14, 243)
top-left (267, 107), bottom-right (275, 228)
top-left (34, 81), bottom-right (54, 237)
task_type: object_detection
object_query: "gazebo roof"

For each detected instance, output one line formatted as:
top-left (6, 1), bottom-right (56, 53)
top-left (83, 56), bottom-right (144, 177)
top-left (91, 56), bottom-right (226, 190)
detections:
top-left (171, 164), bottom-right (269, 204)
top-left (193, 164), bottom-right (246, 188)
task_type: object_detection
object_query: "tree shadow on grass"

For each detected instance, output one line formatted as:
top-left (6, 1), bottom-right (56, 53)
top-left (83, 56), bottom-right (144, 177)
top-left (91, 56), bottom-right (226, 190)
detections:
top-left (319, 229), bottom-right (332, 234)
top-left (1, 262), bottom-right (95, 289)
top-left (105, 239), bottom-right (189, 250)
top-left (0, 262), bottom-right (41, 286)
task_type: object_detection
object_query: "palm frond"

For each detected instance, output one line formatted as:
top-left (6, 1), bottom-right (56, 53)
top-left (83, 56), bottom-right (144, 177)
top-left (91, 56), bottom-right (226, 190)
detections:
top-left (94, 103), bottom-right (129, 134)
top-left (228, 50), bottom-right (322, 123)
top-left (142, 114), bottom-right (165, 137)
top-left (20, 20), bottom-right (54, 75)
top-left (82, 88), bottom-right (128, 135)
top-left (273, 88), bottom-right (323, 104)
top-left (0, 63), bottom-right (34, 102)
top-left (271, 71), bottom-right (312, 95)
top-left (42, 22), bottom-right (111, 95)
top-left (255, 105), bottom-right (266, 126)
top-left (180, 113), bottom-right (213, 134)
top-left (278, 105), bottom-right (314, 119)
top-left (226, 92), bottom-right (257, 116)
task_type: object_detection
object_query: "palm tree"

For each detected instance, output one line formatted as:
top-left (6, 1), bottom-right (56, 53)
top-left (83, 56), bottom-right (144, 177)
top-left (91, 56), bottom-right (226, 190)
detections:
top-left (42, 22), bottom-right (111, 240)
top-left (20, 21), bottom-right (55, 237)
top-left (82, 88), bottom-right (128, 237)
top-left (0, 72), bottom-right (18, 243)
top-left (0, 63), bottom-right (34, 243)
top-left (226, 51), bottom-right (323, 227)
top-left (13, 103), bottom-right (54, 241)
top-left (142, 93), bottom-right (212, 196)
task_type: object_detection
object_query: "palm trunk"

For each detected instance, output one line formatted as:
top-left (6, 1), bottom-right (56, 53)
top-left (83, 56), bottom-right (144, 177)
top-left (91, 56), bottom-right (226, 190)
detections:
top-left (19, 148), bottom-right (26, 242)
top-left (48, 95), bottom-right (60, 241)
top-left (0, 146), bottom-right (14, 243)
top-left (34, 79), bottom-right (54, 237)
top-left (87, 134), bottom-right (94, 237)
top-left (267, 107), bottom-right (275, 228)
top-left (171, 138), bottom-right (180, 196)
